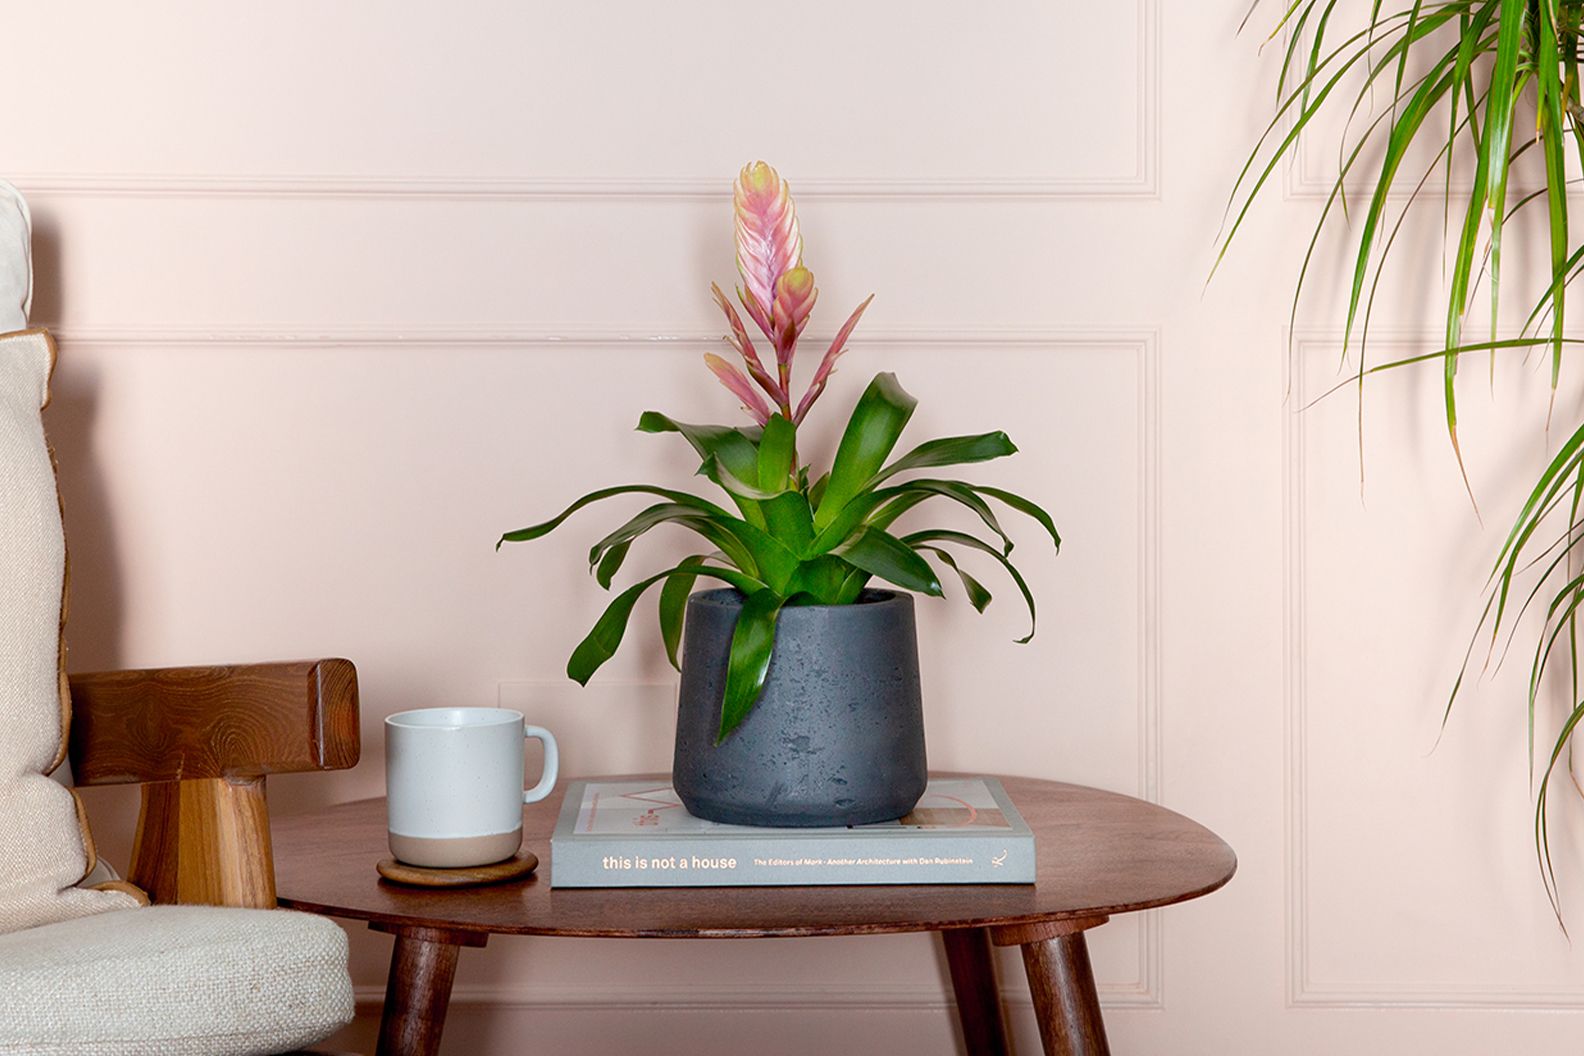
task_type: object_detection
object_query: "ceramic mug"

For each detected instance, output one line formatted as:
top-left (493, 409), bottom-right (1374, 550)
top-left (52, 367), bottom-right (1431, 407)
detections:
top-left (385, 707), bottom-right (559, 868)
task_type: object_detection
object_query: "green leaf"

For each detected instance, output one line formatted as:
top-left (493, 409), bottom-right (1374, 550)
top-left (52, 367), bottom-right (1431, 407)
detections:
top-left (718, 589), bottom-right (785, 743)
top-left (834, 567), bottom-right (872, 605)
top-left (864, 491), bottom-right (932, 533)
top-left (568, 563), bottom-right (764, 685)
top-left (890, 479), bottom-right (1015, 554)
top-left (809, 479), bottom-right (1017, 558)
top-left (1534, 0), bottom-right (1568, 391)
top-left (587, 503), bottom-right (702, 568)
top-left (637, 412), bottom-right (762, 480)
top-left (903, 529), bottom-right (1039, 643)
top-left (594, 539), bottom-right (631, 590)
top-left (1480, 0), bottom-right (1527, 336)
top-left (499, 484), bottom-right (732, 547)
top-left (757, 414), bottom-right (798, 492)
top-left (575, 500), bottom-right (764, 584)
top-left (638, 412), bottom-right (768, 527)
top-left (698, 454), bottom-right (792, 501)
top-left (873, 432), bottom-right (1017, 484)
top-left (832, 526), bottom-right (943, 596)
top-left (918, 545), bottom-right (992, 612)
top-left (1215, 4), bottom-right (1463, 282)
top-left (1341, 52), bottom-right (1459, 358)
top-left (814, 373), bottom-right (918, 531)
top-left (806, 490), bottom-right (897, 556)
top-left (1536, 696), bottom-right (1584, 927)
top-left (658, 555), bottom-right (710, 670)
top-left (977, 485), bottom-right (1062, 550)
top-left (808, 471), bottom-right (830, 508)
top-left (784, 555), bottom-right (850, 605)
top-left (723, 519), bottom-right (802, 595)
top-left (760, 491), bottom-right (815, 553)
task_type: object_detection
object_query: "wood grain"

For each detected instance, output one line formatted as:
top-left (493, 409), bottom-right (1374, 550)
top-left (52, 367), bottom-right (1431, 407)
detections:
top-left (68, 658), bottom-right (359, 785)
top-left (377, 852), bottom-right (538, 889)
top-left (273, 774), bottom-right (1236, 940)
top-left (941, 927), bottom-right (1011, 1055)
top-left (71, 658), bottom-right (361, 909)
top-left (371, 925), bottom-right (489, 1056)
top-left (1021, 932), bottom-right (1111, 1056)
top-left (129, 777), bottom-right (277, 907)
top-left (989, 915), bottom-right (1108, 948)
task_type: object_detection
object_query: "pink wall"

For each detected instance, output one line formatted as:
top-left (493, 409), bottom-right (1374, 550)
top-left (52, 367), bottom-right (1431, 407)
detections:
top-left (11, 1), bottom-right (1584, 1051)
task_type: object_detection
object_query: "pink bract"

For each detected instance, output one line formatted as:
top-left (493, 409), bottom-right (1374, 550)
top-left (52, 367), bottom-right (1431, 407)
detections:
top-left (706, 161), bottom-right (873, 425)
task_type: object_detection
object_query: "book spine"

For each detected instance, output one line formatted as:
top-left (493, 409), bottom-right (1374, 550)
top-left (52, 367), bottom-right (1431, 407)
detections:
top-left (550, 833), bottom-right (1035, 887)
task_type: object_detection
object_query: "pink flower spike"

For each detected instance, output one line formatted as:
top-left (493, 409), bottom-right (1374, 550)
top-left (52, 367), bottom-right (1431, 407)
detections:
top-left (711, 282), bottom-right (785, 409)
top-left (770, 266), bottom-right (818, 371)
top-left (794, 294), bottom-right (875, 424)
top-left (733, 162), bottom-right (802, 339)
top-left (704, 352), bottom-right (772, 424)
top-left (736, 285), bottom-right (772, 340)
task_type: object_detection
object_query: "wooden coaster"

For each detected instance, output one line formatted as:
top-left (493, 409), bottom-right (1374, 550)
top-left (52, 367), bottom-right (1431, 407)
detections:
top-left (377, 850), bottom-right (538, 888)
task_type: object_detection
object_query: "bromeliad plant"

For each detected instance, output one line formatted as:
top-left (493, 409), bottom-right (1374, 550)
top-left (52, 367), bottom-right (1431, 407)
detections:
top-left (501, 162), bottom-right (1059, 743)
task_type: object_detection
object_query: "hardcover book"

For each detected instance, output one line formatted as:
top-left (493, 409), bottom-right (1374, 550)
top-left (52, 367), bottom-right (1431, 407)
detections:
top-left (550, 777), bottom-right (1035, 887)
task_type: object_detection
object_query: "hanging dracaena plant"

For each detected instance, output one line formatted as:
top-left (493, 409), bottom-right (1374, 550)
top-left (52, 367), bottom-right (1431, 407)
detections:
top-left (1225, 0), bottom-right (1584, 920)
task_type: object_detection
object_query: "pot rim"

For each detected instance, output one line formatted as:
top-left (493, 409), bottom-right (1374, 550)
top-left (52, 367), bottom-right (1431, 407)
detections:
top-left (686, 585), bottom-right (911, 613)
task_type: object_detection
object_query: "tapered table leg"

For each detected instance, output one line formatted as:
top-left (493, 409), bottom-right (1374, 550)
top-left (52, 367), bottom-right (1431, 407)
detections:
top-left (371, 924), bottom-right (489, 1056)
top-left (988, 917), bottom-right (1110, 1056)
top-left (1019, 931), bottom-right (1110, 1056)
top-left (940, 928), bottom-right (1011, 1055)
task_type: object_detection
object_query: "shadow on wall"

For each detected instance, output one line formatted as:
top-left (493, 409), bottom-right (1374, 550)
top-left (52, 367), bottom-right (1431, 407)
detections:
top-left (33, 213), bottom-right (144, 866)
top-left (33, 215), bottom-right (126, 673)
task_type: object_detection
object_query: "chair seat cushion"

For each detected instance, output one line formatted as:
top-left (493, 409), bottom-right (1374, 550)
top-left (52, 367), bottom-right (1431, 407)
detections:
top-left (0, 905), bottom-right (354, 1056)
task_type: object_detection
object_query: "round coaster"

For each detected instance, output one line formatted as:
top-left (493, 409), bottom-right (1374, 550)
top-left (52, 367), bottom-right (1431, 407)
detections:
top-left (377, 850), bottom-right (538, 888)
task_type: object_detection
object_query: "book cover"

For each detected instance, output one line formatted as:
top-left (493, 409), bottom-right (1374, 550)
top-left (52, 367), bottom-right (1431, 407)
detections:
top-left (550, 777), bottom-right (1035, 887)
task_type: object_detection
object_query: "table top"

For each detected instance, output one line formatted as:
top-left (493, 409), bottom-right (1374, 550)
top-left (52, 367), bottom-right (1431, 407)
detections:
top-left (272, 774), bottom-right (1236, 940)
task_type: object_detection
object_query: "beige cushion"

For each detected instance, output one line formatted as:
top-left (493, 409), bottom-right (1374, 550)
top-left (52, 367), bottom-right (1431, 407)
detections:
top-left (0, 327), bottom-right (139, 934)
top-left (0, 905), bottom-right (355, 1055)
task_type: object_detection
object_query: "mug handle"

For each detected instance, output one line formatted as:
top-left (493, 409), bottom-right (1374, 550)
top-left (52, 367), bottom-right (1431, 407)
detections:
top-left (523, 724), bottom-right (559, 804)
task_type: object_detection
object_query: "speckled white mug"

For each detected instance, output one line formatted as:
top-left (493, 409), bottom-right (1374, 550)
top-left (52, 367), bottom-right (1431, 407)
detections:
top-left (385, 707), bottom-right (559, 868)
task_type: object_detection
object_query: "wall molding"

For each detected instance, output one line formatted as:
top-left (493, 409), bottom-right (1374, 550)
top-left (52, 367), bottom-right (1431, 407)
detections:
top-left (1282, 328), bottom-right (1584, 1009)
top-left (47, 323), bottom-right (1158, 351)
top-left (10, 2), bottom-right (1158, 204)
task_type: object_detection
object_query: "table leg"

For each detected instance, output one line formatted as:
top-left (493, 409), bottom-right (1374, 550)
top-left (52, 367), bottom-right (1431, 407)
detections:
top-left (990, 917), bottom-right (1110, 1056)
top-left (369, 924), bottom-right (489, 1056)
top-left (939, 927), bottom-right (1010, 1055)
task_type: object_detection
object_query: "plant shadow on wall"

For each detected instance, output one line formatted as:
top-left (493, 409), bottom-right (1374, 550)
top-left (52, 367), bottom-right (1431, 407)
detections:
top-left (499, 162), bottom-right (1060, 828)
top-left (1224, 0), bottom-right (1584, 923)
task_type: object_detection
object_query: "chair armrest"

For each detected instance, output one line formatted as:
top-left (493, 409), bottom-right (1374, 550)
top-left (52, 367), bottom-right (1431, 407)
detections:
top-left (68, 658), bottom-right (360, 785)
top-left (65, 659), bottom-right (360, 909)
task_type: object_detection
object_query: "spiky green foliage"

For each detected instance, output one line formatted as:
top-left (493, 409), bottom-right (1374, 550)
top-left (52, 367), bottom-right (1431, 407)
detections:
top-left (1228, 0), bottom-right (1584, 921)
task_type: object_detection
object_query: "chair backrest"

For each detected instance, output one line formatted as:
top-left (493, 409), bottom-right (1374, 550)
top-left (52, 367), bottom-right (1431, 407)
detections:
top-left (0, 180), bottom-right (31, 333)
top-left (0, 326), bottom-right (141, 934)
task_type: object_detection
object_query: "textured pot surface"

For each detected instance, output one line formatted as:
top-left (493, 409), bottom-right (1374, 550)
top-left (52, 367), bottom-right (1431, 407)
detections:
top-left (673, 588), bottom-right (927, 827)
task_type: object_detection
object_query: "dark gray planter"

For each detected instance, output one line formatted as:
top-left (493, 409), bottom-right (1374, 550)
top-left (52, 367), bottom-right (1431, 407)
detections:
top-left (673, 588), bottom-right (927, 827)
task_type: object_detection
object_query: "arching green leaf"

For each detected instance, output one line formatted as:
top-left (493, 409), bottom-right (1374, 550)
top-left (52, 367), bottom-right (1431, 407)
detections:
top-left (814, 373), bottom-right (917, 530)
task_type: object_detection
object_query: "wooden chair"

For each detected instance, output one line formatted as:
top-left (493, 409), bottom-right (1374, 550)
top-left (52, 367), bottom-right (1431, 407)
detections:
top-left (64, 657), bottom-right (362, 1055)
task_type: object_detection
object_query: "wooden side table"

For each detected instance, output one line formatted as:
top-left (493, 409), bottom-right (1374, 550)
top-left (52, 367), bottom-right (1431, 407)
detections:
top-left (273, 774), bottom-right (1235, 1056)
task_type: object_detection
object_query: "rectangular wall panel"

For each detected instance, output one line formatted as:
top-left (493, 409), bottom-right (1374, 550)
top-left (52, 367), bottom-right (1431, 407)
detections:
top-left (1288, 333), bottom-right (1584, 1006)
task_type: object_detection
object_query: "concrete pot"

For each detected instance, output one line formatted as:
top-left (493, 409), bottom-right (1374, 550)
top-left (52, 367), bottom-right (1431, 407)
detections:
top-left (672, 588), bottom-right (927, 827)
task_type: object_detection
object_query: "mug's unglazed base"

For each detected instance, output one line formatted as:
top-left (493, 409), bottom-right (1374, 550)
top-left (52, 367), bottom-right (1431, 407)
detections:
top-left (388, 827), bottom-right (522, 869)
